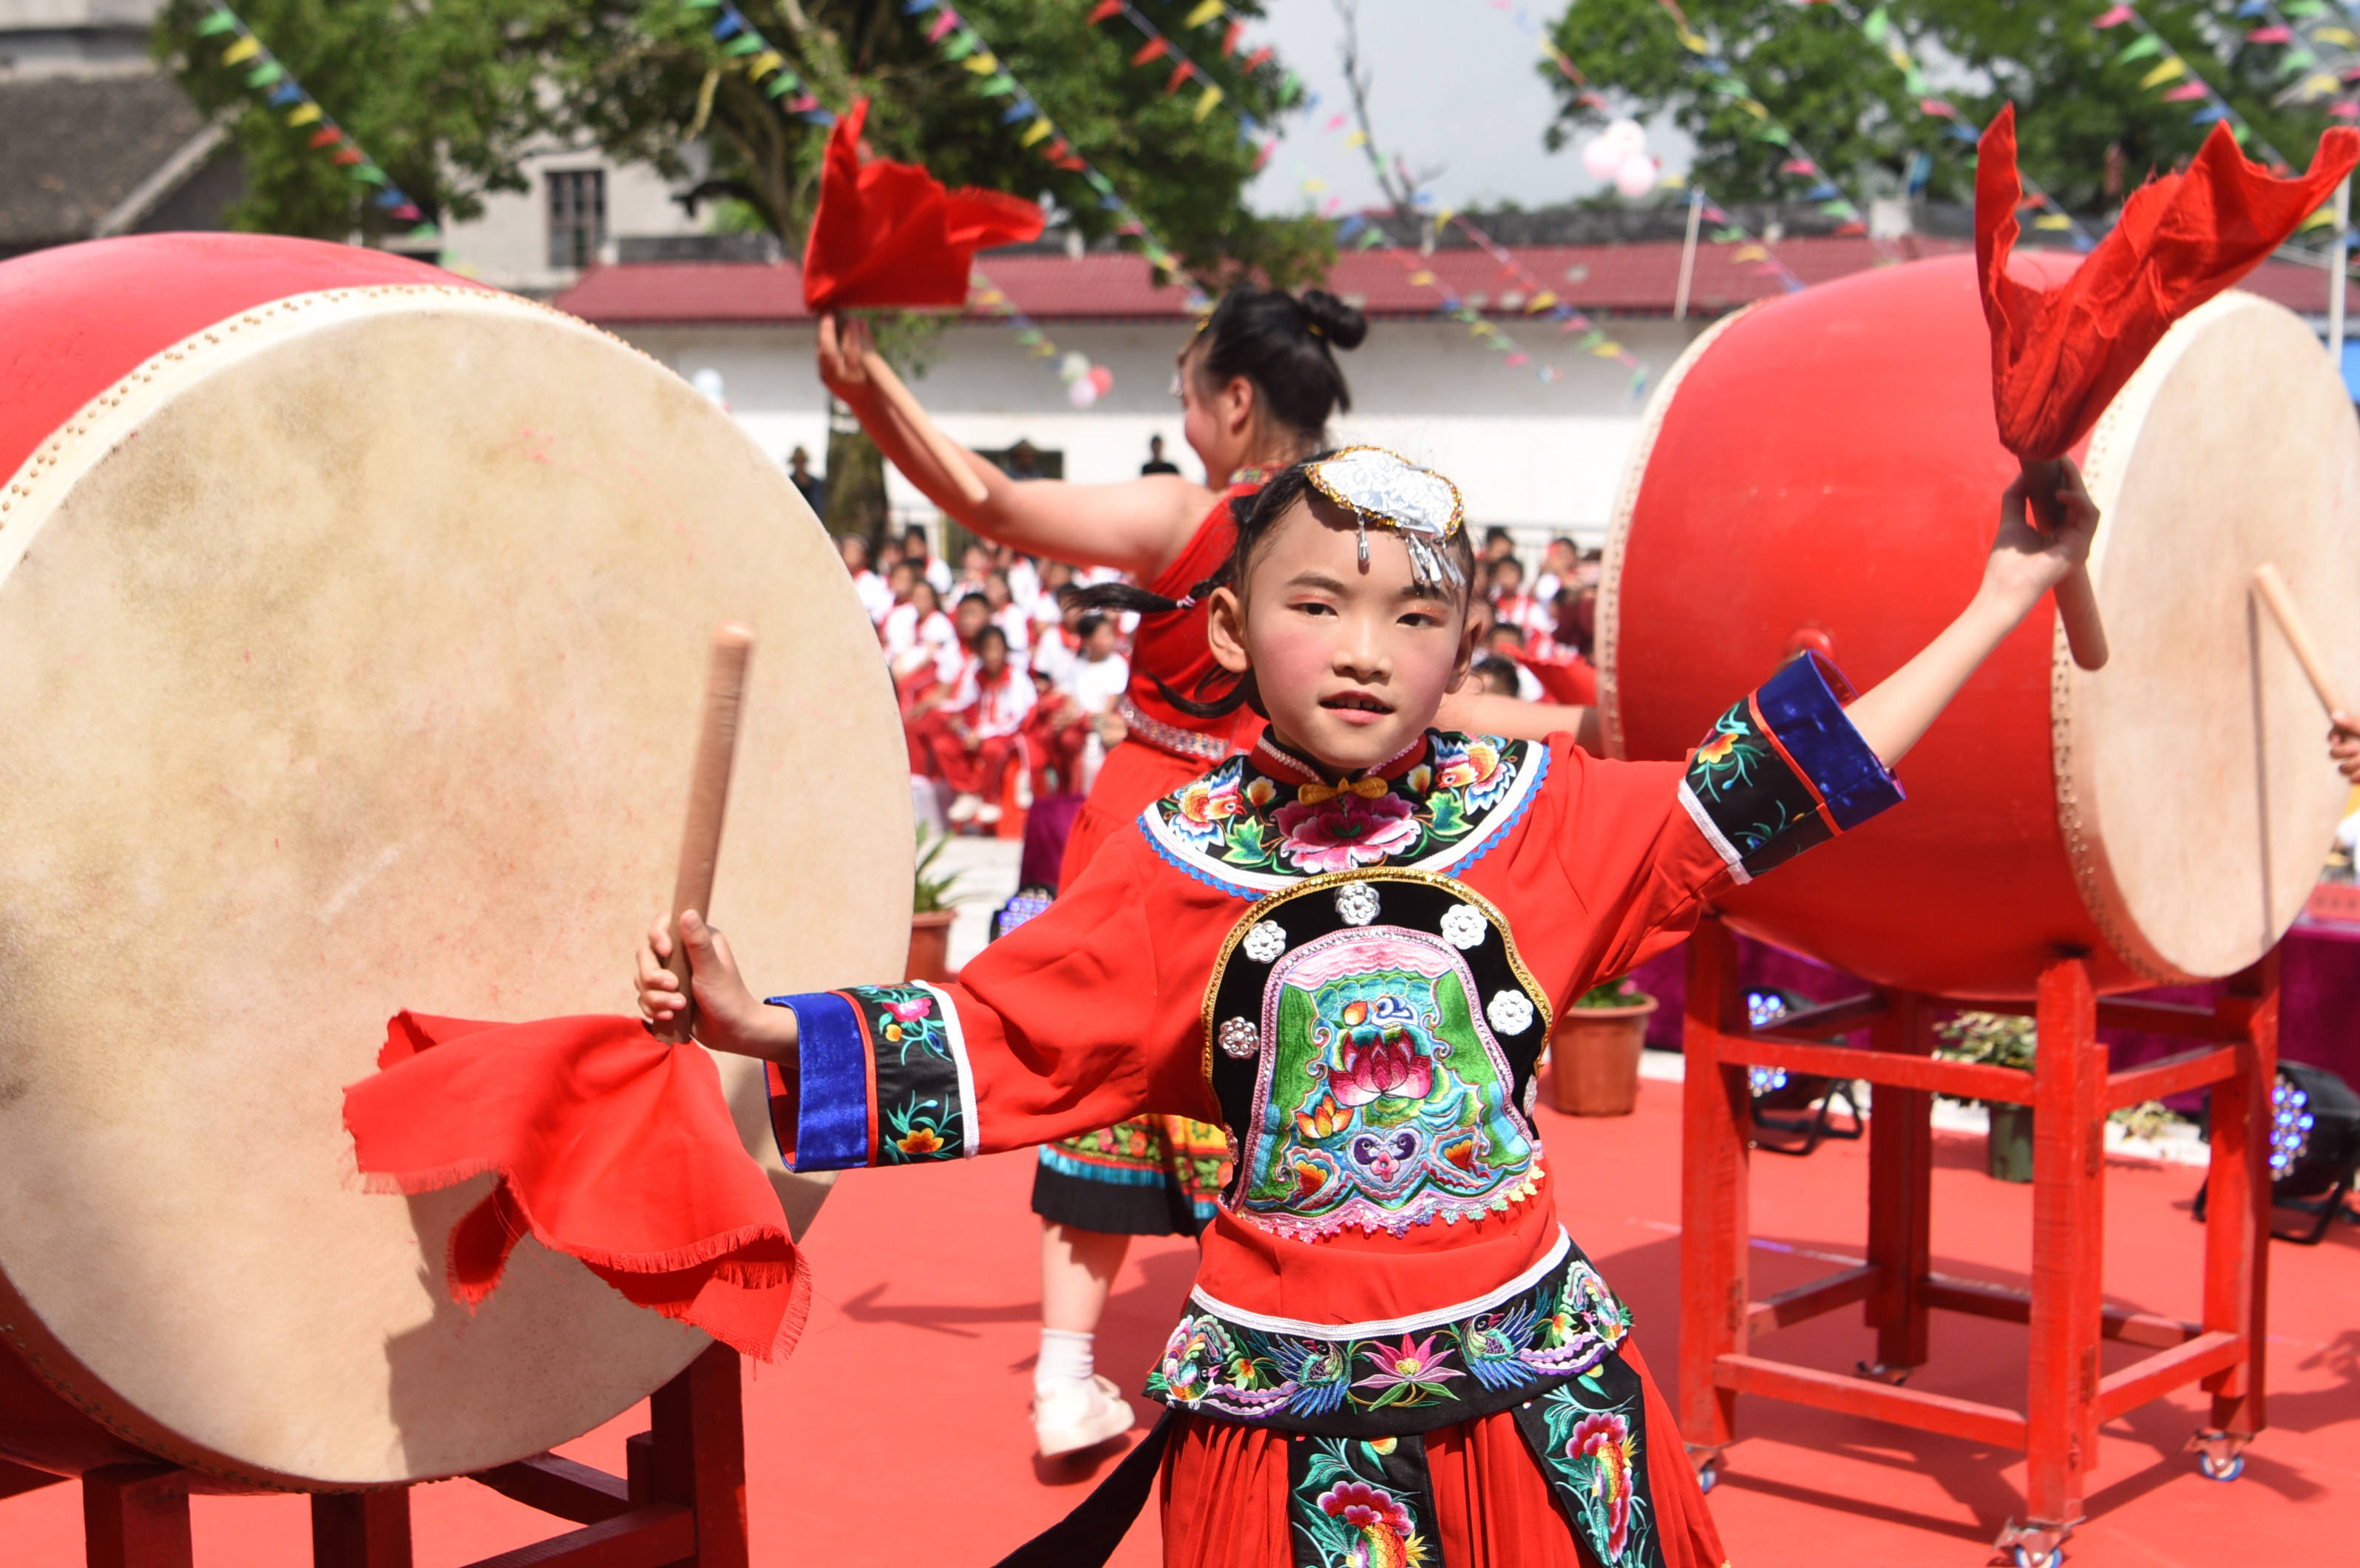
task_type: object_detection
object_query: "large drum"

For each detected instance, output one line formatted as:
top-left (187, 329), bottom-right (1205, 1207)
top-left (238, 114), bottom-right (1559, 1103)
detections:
top-left (0, 235), bottom-right (909, 1487)
top-left (1603, 254), bottom-right (2360, 999)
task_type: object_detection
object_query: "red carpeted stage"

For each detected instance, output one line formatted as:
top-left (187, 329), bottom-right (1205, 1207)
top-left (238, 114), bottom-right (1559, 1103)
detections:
top-left (3, 1076), bottom-right (2353, 1566)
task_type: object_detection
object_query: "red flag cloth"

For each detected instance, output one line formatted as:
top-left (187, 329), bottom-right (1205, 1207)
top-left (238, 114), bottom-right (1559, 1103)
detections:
top-left (1517, 651), bottom-right (1598, 708)
top-left (1976, 102), bottom-right (2359, 461)
top-left (800, 97), bottom-right (1044, 313)
top-left (344, 1012), bottom-right (810, 1362)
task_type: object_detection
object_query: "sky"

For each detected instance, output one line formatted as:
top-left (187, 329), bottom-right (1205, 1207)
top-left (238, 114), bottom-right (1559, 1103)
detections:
top-left (1240, 0), bottom-right (1692, 217)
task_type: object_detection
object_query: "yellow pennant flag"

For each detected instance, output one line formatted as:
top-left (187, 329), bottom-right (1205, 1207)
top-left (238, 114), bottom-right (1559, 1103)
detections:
top-left (2304, 72), bottom-right (2342, 99)
top-left (1194, 84), bottom-right (1224, 121)
top-left (2033, 214), bottom-right (2073, 231)
top-left (1733, 244), bottom-right (1767, 261)
top-left (1022, 117), bottom-right (1054, 146)
top-left (1343, 129), bottom-right (1368, 149)
top-left (1679, 28), bottom-right (1709, 53)
top-left (963, 52), bottom-right (999, 74)
top-left (1434, 207), bottom-right (1456, 231)
top-left (1740, 98), bottom-right (1769, 121)
top-left (1524, 291), bottom-right (1558, 313)
top-left (221, 35), bottom-right (261, 64)
top-left (1408, 270), bottom-right (1436, 286)
top-left (1660, 172), bottom-right (1686, 189)
top-left (752, 51), bottom-right (783, 78)
top-left (2319, 25), bottom-right (2357, 46)
top-left (974, 288), bottom-right (1005, 305)
top-left (285, 102), bottom-right (322, 126)
top-left (2140, 56), bottom-right (2186, 89)
top-left (1303, 176), bottom-right (1326, 194)
top-left (2300, 203), bottom-right (2340, 231)
top-left (1185, 0), bottom-right (1225, 27)
top-left (1591, 341), bottom-right (1624, 358)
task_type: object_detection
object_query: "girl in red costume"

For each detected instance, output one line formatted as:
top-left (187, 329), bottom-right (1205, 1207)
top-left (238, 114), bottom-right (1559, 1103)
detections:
top-left (641, 448), bottom-right (2106, 1567)
top-left (819, 287), bottom-right (1589, 1459)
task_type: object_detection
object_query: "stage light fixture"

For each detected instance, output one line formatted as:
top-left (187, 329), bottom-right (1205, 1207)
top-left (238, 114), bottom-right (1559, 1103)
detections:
top-left (1745, 989), bottom-right (1862, 1156)
top-left (2194, 1059), bottom-right (2360, 1244)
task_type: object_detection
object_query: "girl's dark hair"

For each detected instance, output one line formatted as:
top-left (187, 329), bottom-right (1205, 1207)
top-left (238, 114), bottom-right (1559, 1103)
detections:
top-left (1078, 452), bottom-right (1475, 721)
top-left (1193, 285), bottom-right (1366, 444)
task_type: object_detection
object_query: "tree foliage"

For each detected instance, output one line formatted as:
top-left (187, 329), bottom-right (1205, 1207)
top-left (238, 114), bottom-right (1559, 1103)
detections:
top-left (1540, 1), bottom-right (2339, 214)
top-left (155, 0), bottom-right (1329, 282)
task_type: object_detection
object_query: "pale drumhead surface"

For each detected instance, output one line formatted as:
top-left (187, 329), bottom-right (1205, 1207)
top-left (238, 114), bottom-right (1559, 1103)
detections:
top-left (2067, 291), bottom-right (2360, 981)
top-left (0, 288), bottom-right (909, 1484)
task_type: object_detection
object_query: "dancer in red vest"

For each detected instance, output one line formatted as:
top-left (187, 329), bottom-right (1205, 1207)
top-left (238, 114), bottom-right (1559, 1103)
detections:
top-left (818, 286), bottom-right (1587, 1458)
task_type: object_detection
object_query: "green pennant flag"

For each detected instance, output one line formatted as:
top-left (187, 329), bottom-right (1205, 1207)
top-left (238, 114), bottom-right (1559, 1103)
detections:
top-left (1709, 76), bottom-right (1746, 96)
top-left (2115, 33), bottom-right (2164, 64)
top-left (1862, 6), bottom-right (1890, 44)
top-left (1709, 225), bottom-right (1747, 242)
top-left (1753, 125), bottom-right (1793, 146)
top-left (404, 223), bottom-right (440, 242)
top-left (725, 34), bottom-right (761, 55)
top-left (942, 30), bottom-right (978, 60)
top-left (2285, 0), bottom-right (2328, 15)
top-left (196, 9), bottom-right (237, 35)
top-left (980, 72), bottom-right (1017, 96)
top-left (246, 61), bottom-right (285, 86)
top-left (1821, 200), bottom-right (1857, 217)
top-left (2280, 47), bottom-right (2319, 78)
top-left (764, 73), bottom-right (793, 97)
top-left (1903, 67), bottom-right (1928, 97)
top-left (352, 163), bottom-right (387, 185)
top-left (1355, 228), bottom-right (1384, 248)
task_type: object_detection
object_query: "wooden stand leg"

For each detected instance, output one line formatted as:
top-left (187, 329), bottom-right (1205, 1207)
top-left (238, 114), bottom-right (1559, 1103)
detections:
top-left (1863, 990), bottom-right (1933, 1371)
top-left (642, 1343), bottom-right (748, 1568)
top-left (2203, 954), bottom-right (2277, 1439)
top-left (312, 1490), bottom-right (413, 1568)
top-left (2026, 957), bottom-right (2103, 1530)
top-left (81, 1463), bottom-right (191, 1568)
top-left (1679, 918), bottom-right (1749, 1455)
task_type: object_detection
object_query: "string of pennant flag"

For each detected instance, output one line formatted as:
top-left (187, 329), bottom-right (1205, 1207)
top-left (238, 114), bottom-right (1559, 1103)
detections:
top-left (681, 0), bottom-right (835, 123)
top-left (191, 2), bottom-right (436, 245)
top-left (2091, 4), bottom-right (2298, 168)
top-left (1802, 0), bottom-right (2095, 251)
top-left (1648, 0), bottom-right (1881, 245)
top-left (1082, 0), bottom-right (1277, 149)
top-left (1485, 0), bottom-right (1811, 295)
top-left (2243, 0), bottom-right (2360, 118)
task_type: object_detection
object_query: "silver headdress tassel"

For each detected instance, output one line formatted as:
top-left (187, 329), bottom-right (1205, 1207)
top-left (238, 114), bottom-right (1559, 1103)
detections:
top-left (1303, 446), bottom-right (1468, 592)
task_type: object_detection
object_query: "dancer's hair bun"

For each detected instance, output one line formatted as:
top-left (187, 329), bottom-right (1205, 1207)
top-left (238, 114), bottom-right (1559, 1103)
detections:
top-left (1298, 289), bottom-right (1369, 350)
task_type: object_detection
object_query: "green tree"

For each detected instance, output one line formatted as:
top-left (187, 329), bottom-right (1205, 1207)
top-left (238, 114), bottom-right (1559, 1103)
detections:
top-left (156, 1), bottom-right (1330, 533)
top-left (1540, 1), bottom-right (2336, 214)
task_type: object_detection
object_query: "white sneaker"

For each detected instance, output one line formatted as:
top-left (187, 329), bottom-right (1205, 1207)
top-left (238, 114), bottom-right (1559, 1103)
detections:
top-left (1031, 1374), bottom-right (1135, 1458)
top-left (946, 793), bottom-right (981, 824)
top-left (977, 802), bottom-right (1003, 826)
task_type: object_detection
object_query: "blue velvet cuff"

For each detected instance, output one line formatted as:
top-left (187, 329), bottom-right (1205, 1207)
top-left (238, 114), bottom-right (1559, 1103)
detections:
top-left (767, 991), bottom-right (871, 1172)
top-left (1754, 653), bottom-right (1905, 832)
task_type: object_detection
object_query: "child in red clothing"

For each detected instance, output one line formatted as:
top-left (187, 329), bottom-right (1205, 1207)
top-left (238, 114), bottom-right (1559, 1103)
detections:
top-left (642, 446), bottom-right (2105, 1566)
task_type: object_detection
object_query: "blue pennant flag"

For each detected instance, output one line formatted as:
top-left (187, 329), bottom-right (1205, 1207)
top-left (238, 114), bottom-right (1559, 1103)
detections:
top-left (373, 189), bottom-right (406, 209)
top-left (267, 81), bottom-right (302, 106)
top-left (1336, 214), bottom-right (1366, 240)
top-left (1945, 121), bottom-right (1980, 142)
top-left (1002, 100), bottom-right (1034, 124)
top-left (2191, 103), bottom-right (2231, 124)
top-left (1802, 181), bottom-right (1839, 200)
top-left (714, 10), bottom-right (745, 39)
top-left (903, 0), bottom-right (938, 10)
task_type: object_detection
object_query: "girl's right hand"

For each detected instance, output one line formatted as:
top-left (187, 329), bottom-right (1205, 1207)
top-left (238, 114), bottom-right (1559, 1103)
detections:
top-left (637, 910), bottom-right (790, 1059)
top-left (816, 313), bottom-right (876, 404)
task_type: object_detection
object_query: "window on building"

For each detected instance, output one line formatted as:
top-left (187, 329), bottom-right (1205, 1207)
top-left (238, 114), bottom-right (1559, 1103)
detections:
top-left (546, 169), bottom-right (607, 271)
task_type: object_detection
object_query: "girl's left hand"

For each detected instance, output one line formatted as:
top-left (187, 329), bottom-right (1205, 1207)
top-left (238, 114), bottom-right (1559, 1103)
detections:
top-left (2333, 713), bottom-right (2360, 783)
top-left (1984, 459), bottom-right (2100, 614)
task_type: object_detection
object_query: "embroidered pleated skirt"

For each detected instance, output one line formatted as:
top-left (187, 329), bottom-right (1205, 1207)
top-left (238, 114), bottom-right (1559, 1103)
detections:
top-left (1156, 1344), bottom-right (1728, 1568)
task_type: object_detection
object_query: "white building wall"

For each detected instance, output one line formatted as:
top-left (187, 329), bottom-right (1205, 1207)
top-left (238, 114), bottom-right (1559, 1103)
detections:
top-left (441, 146), bottom-right (705, 296)
top-left (608, 313), bottom-right (1706, 550)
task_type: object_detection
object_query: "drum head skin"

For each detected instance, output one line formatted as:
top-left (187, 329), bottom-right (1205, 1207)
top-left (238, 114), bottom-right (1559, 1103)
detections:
top-left (0, 239), bottom-right (908, 1486)
top-left (2069, 291), bottom-right (2360, 982)
top-left (1604, 254), bottom-right (2358, 998)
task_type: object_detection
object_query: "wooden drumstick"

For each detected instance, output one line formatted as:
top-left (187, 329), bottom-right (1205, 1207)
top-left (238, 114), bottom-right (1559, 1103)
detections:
top-left (2253, 563), bottom-right (2353, 722)
top-left (859, 347), bottom-right (991, 507)
top-left (2021, 458), bottom-right (2109, 673)
top-left (654, 622), bottom-right (756, 1045)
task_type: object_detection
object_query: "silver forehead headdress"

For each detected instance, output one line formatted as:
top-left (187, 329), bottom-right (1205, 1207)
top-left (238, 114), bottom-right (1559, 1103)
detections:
top-left (1303, 446), bottom-right (1468, 591)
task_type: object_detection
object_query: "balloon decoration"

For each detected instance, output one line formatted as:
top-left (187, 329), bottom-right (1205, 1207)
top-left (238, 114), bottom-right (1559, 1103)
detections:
top-left (1584, 116), bottom-right (1658, 198)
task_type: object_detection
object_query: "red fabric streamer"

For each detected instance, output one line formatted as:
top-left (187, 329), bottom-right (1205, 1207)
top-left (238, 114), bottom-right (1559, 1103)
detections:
top-left (800, 98), bottom-right (1043, 315)
top-left (344, 1011), bottom-right (810, 1362)
top-left (1975, 101), bottom-right (2359, 461)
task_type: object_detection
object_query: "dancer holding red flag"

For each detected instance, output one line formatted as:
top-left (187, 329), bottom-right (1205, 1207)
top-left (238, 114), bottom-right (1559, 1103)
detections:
top-left (804, 102), bottom-right (1590, 1458)
top-left (639, 443), bottom-right (2111, 1566)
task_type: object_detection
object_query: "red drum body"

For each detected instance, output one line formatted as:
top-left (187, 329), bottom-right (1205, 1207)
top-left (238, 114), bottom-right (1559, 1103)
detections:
top-left (1602, 254), bottom-right (2360, 999)
top-left (0, 235), bottom-right (904, 1486)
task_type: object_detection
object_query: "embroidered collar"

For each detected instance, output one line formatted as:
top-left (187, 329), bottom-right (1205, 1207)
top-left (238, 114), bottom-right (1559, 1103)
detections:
top-left (1249, 732), bottom-right (1428, 789)
top-left (1139, 730), bottom-right (1548, 898)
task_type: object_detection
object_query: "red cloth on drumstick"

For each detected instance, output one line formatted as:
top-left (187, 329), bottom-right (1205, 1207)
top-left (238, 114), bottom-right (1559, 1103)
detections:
top-left (1516, 651), bottom-right (1598, 707)
top-left (801, 96), bottom-right (1044, 313)
top-left (1976, 101), bottom-right (2359, 460)
top-left (343, 1012), bottom-right (810, 1363)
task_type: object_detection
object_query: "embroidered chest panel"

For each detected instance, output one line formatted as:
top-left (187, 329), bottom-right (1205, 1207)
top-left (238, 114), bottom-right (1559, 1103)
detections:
top-left (1202, 871), bottom-right (1553, 1243)
top-left (1142, 733), bottom-right (1547, 897)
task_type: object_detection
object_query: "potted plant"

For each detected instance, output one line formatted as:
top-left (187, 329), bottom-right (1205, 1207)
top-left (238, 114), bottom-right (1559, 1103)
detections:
top-left (905, 827), bottom-right (966, 983)
top-left (1548, 977), bottom-right (1659, 1116)
top-left (1935, 1011), bottom-right (2036, 1182)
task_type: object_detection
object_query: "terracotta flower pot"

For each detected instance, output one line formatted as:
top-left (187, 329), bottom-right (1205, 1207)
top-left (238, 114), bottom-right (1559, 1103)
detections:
top-left (905, 909), bottom-right (957, 983)
top-left (1548, 997), bottom-right (1659, 1116)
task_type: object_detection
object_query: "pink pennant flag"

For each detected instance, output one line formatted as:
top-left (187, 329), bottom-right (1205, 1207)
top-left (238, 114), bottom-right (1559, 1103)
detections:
top-left (1325, 112), bottom-right (1348, 132)
top-left (2337, 102), bottom-right (2360, 120)
top-left (1321, 195), bottom-right (1342, 216)
top-left (926, 10), bottom-right (957, 41)
top-left (2163, 82), bottom-right (2210, 101)
top-left (1780, 157), bottom-right (1817, 175)
top-left (2245, 25), bottom-right (2293, 45)
top-left (2093, 4), bottom-right (2135, 27)
top-left (1505, 351), bottom-right (1529, 366)
top-left (1921, 98), bottom-right (1956, 117)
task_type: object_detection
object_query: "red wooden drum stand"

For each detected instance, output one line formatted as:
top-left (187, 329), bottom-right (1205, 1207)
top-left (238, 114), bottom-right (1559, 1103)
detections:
top-left (2, 1344), bottom-right (750, 1568)
top-left (1678, 919), bottom-right (2273, 1566)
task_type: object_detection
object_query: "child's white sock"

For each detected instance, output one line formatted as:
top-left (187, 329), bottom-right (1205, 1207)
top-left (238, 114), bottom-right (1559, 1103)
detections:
top-left (1036, 1327), bottom-right (1096, 1392)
